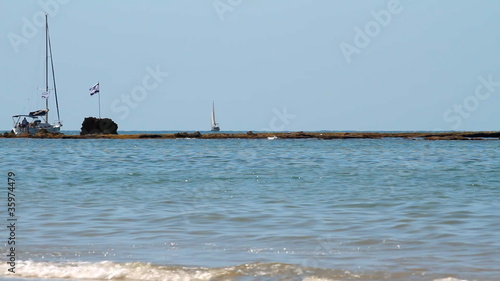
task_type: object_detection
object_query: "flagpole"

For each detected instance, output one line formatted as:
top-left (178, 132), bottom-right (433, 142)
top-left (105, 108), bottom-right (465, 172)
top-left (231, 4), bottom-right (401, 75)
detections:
top-left (89, 82), bottom-right (101, 118)
top-left (98, 82), bottom-right (101, 119)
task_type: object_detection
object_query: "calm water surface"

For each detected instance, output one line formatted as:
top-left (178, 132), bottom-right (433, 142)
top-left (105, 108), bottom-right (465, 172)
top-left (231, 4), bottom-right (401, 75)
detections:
top-left (0, 138), bottom-right (499, 281)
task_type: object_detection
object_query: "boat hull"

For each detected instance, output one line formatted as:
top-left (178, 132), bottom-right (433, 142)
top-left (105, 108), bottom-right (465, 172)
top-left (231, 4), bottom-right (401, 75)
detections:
top-left (13, 123), bottom-right (61, 135)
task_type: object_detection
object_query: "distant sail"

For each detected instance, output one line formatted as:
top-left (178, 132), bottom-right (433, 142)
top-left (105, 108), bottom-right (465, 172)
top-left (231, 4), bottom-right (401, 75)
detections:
top-left (211, 106), bottom-right (216, 127)
top-left (211, 101), bottom-right (220, 132)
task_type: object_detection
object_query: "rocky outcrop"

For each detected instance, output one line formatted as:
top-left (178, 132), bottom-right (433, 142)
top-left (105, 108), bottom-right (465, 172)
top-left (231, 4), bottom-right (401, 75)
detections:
top-left (80, 117), bottom-right (118, 135)
top-left (139, 134), bottom-right (163, 138)
top-left (174, 131), bottom-right (202, 138)
top-left (3, 129), bottom-right (500, 140)
top-left (32, 129), bottom-right (63, 138)
top-left (3, 131), bottom-right (16, 138)
top-left (424, 135), bottom-right (467, 140)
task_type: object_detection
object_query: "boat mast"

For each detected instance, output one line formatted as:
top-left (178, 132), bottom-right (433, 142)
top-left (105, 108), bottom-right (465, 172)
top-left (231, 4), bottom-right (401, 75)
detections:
top-left (45, 13), bottom-right (49, 123)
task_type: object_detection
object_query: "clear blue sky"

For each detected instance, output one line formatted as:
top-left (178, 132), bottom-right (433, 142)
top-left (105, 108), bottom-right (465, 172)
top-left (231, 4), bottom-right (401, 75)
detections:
top-left (1, 0), bottom-right (499, 131)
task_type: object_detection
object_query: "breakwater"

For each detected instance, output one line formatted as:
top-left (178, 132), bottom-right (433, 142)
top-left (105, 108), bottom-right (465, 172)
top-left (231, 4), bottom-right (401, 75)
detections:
top-left (2, 130), bottom-right (500, 140)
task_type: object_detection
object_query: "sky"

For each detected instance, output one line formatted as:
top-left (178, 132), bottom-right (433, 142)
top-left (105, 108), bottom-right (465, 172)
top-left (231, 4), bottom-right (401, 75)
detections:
top-left (1, 0), bottom-right (499, 131)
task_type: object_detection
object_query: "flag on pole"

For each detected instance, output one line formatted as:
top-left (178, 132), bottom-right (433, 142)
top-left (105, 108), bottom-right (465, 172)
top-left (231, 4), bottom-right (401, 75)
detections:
top-left (41, 91), bottom-right (49, 99)
top-left (89, 82), bottom-right (99, 96)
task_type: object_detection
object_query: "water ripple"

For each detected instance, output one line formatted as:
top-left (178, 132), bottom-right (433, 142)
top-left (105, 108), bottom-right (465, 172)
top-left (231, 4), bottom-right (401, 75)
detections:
top-left (1, 138), bottom-right (499, 280)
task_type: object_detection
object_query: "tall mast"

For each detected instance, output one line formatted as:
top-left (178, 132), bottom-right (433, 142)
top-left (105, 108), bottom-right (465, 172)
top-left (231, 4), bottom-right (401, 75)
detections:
top-left (45, 13), bottom-right (49, 123)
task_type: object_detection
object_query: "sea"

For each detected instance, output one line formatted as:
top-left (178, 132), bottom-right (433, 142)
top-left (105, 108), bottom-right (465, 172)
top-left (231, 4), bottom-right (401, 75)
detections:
top-left (1, 131), bottom-right (499, 281)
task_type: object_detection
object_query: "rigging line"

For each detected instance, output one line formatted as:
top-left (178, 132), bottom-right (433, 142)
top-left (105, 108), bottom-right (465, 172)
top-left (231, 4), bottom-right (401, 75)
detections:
top-left (47, 19), bottom-right (61, 124)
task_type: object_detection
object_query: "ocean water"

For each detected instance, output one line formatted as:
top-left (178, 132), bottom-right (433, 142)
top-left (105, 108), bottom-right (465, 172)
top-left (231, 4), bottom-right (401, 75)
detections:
top-left (0, 138), bottom-right (499, 281)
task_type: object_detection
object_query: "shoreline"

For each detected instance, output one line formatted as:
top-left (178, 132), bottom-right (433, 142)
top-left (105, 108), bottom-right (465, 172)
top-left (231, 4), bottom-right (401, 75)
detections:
top-left (2, 131), bottom-right (500, 140)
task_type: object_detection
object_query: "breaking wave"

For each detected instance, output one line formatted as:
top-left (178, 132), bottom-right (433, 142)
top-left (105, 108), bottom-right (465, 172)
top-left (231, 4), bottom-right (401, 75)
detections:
top-left (0, 260), bottom-right (471, 281)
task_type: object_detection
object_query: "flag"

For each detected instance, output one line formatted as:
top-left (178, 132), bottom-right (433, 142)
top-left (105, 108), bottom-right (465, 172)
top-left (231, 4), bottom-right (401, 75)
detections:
top-left (41, 91), bottom-right (49, 99)
top-left (89, 82), bottom-right (99, 96)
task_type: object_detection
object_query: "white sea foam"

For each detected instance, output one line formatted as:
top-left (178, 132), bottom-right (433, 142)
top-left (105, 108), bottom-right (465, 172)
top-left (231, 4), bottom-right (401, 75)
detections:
top-left (1, 261), bottom-right (215, 281)
top-left (303, 277), bottom-right (339, 281)
top-left (0, 261), bottom-right (342, 281)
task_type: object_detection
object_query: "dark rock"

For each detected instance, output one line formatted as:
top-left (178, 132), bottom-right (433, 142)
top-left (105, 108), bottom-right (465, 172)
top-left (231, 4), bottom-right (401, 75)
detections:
top-left (174, 131), bottom-right (202, 138)
top-left (3, 131), bottom-right (15, 138)
top-left (463, 132), bottom-right (500, 138)
top-left (33, 130), bottom-right (46, 138)
top-left (80, 117), bottom-right (118, 135)
top-left (139, 134), bottom-right (163, 138)
top-left (289, 131), bottom-right (314, 138)
top-left (247, 131), bottom-right (254, 135)
top-left (424, 136), bottom-right (467, 140)
top-left (32, 129), bottom-right (63, 138)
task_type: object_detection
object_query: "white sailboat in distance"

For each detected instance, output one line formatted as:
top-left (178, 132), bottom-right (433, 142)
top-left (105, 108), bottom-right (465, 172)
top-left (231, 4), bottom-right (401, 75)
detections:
top-left (211, 101), bottom-right (220, 132)
top-left (12, 14), bottom-right (62, 135)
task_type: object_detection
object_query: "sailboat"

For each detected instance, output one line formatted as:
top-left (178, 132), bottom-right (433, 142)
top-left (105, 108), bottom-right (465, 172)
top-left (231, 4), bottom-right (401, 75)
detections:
top-left (210, 101), bottom-right (220, 132)
top-left (12, 14), bottom-right (62, 135)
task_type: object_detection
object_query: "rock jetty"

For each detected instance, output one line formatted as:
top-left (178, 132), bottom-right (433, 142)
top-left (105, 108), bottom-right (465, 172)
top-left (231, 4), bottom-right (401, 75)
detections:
top-left (2, 131), bottom-right (500, 140)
